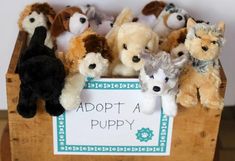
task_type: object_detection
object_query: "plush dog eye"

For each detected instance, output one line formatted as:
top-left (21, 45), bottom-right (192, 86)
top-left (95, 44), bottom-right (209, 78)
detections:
top-left (212, 41), bottom-right (217, 44)
top-left (178, 51), bottom-right (184, 57)
top-left (165, 77), bottom-right (169, 82)
top-left (195, 34), bottom-right (201, 39)
top-left (145, 46), bottom-right (149, 50)
top-left (110, 23), bottom-right (113, 27)
top-left (149, 75), bottom-right (154, 79)
top-left (123, 44), bottom-right (127, 50)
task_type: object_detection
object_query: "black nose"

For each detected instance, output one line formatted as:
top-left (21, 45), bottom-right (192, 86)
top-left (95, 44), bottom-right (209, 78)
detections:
top-left (80, 17), bottom-right (86, 24)
top-left (177, 15), bottom-right (183, 21)
top-left (153, 86), bottom-right (161, 92)
top-left (29, 18), bottom-right (35, 23)
top-left (202, 46), bottom-right (208, 51)
top-left (132, 56), bottom-right (141, 63)
top-left (89, 64), bottom-right (96, 69)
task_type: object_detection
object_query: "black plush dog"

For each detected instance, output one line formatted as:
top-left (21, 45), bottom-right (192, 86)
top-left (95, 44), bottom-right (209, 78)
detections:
top-left (17, 26), bottom-right (65, 118)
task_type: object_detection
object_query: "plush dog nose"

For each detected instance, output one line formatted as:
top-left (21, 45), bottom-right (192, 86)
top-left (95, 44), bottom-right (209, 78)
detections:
top-left (153, 86), bottom-right (161, 92)
top-left (177, 15), bottom-right (183, 21)
top-left (202, 46), bottom-right (208, 51)
top-left (29, 18), bottom-right (35, 23)
top-left (132, 56), bottom-right (141, 63)
top-left (89, 64), bottom-right (96, 69)
top-left (80, 17), bottom-right (86, 24)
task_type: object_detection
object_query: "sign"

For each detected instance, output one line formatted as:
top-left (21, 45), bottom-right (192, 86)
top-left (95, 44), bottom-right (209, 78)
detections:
top-left (53, 78), bottom-right (173, 156)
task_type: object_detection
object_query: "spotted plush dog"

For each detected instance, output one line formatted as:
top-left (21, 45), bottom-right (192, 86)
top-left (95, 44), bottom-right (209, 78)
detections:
top-left (59, 29), bottom-right (112, 110)
top-left (177, 18), bottom-right (225, 109)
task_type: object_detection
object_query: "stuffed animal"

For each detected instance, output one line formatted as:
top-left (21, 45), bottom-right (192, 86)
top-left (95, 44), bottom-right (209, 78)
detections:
top-left (177, 18), bottom-right (225, 109)
top-left (139, 51), bottom-right (187, 116)
top-left (60, 29), bottom-right (112, 110)
top-left (135, 1), bottom-right (189, 39)
top-left (51, 6), bottom-right (89, 53)
top-left (111, 22), bottom-right (159, 77)
top-left (159, 28), bottom-right (189, 59)
top-left (83, 4), bottom-right (114, 36)
top-left (18, 2), bottom-right (56, 48)
top-left (17, 26), bottom-right (66, 118)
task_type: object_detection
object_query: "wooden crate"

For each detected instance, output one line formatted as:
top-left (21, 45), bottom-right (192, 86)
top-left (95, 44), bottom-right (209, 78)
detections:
top-left (6, 31), bottom-right (227, 161)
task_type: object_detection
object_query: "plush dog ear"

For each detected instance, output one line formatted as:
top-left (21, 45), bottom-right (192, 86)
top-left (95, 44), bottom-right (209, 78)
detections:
top-left (186, 18), bottom-right (196, 30)
top-left (172, 54), bottom-right (188, 68)
top-left (51, 14), bottom-right (65, 37)
top-left (29, 26), bottom-right (47, 46)
top-left (142, 1), bottom-right (166, 17)
top-left (217, 21), bottom-right (225, 35)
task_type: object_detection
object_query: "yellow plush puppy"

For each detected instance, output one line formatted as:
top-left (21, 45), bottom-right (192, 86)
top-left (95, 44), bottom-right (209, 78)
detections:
top-left (111, 22), bottom-right (159, 77)
top-left (177, 18), bottom-right (225, 109)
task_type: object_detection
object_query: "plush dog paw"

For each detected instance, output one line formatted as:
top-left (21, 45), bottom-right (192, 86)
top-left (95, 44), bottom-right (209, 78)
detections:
top-left (202, 98), bottom-right (224, 110)
top-left (45, 101), bottom-right (65, 116)
top-left (59, 92), bottom-right (81, 111)
top-left (177, 92), bottom-right (198, 108)
top-left (17, 103), bottom-right (37, 118)
top-left (162, 105), bottom-right (177, 117)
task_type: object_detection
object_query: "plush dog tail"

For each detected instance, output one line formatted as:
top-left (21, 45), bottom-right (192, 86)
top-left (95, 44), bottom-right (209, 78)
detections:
top-left (29, 26), bottom-right (47, 46)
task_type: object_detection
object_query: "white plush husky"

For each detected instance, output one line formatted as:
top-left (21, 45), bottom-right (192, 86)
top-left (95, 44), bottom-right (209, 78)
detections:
top-left (139, 51), bottom-right (187, 116)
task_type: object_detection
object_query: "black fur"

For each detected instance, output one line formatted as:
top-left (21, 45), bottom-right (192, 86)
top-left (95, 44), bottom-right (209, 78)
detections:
top-left (17, 26), bottom-right (65, 118)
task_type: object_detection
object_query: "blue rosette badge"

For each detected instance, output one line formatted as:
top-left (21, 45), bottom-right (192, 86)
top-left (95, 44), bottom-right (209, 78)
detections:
top-left (136, 128), bottom-right (154, 142)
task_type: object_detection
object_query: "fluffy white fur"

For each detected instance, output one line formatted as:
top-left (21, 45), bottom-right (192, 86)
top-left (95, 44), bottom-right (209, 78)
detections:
top-left (56, 12), bottom-right (89, 53)
top-left (139, 51), bottom-right (187, 116)
top-left (79, 52), bottom-right (109, 78)
top-left (59, 73), bottom-right (85, 110)
top-left (112, 22), bottom-right (159, 77)
top-left (22, 11), bottom-right (53, 48)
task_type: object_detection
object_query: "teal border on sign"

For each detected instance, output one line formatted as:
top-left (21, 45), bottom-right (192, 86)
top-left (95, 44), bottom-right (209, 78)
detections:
top-left (56, 80), bottom-right (170, 153)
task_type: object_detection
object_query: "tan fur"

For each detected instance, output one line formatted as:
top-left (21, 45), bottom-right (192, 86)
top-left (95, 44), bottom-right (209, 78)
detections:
top-left (160, 28), bottom-right (187, 52)
top-left (18, 3), bottom-right (56, 30)
top-left (106, 8), bottom-right (134, 67)
top-left (177, 18), bottom-right (225, 109)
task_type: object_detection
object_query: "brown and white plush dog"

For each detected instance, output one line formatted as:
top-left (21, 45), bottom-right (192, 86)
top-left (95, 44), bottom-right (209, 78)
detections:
top-left (160, 28), bottom-right (189, 59)
top-left (18, 3), bottom-right (56, 48)
top-left (60, 29), bottom-right (112, 110)
top-left (111, 22), bottom-right (159, 77)
top-left (51, 7), bottom-right (89, 53)
top-left (177, 18), bottom-right (225, 109)
top-left (135, 1), bottom-right (189, 39)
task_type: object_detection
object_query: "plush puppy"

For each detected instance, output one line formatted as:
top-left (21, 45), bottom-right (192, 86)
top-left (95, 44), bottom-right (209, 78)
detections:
top-left (18, 3), bottom-right (56, 48)
top-left (51, 7), bottom-right (89, 53)
top-left (177, 18), bottom-right (225, 109)
top-left (83, 4), bottom-right (114, 36)
top-left (135, 1), bottom-right (189, 39)
top-left (139, 51), bottom-right (187, 116)
top-left (60, 29), bottom-right (112, 110)
top-left (17, 26), bottom-right (65, 118)
top-left (160, 28), bottom-right (189, 59)
top-left (111, 22), bottom-right (159, 77)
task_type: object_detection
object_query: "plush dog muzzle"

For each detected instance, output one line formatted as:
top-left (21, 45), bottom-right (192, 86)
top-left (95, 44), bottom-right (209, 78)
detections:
top-left (79, 52), bottom-right (109, 78)
top-left (69, 12), bottom-right (89, 35)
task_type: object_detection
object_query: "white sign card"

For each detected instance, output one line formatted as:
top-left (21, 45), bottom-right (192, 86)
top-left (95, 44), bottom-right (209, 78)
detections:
top-left (53, 78), bottom-right (174, 156)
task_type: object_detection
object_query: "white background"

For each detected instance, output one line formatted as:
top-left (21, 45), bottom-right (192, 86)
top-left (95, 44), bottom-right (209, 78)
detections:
top-left (0, 0), bottom-right (234, 110)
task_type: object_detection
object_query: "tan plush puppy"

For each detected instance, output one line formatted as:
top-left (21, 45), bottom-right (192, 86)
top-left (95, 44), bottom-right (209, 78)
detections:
top-left (111, 22), bottom-right (159, 77)
top-left (106, 8), bottom-right (134, 67)
top-left (177, 18), bottom-right (225, 109)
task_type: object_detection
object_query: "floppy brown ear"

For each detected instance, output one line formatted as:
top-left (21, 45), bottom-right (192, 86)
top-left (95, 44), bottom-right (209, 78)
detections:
top-left (142, 1), bottom-right (166, 17)
top-left (51, 14), bottom-right (65, 37)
